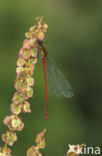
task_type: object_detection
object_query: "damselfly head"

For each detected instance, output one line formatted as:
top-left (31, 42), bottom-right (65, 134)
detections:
top-left (37, 39), bottom-right (48, 58)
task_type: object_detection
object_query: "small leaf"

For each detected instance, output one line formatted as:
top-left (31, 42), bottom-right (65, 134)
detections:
top-left (16, 67), bottom-right (25, 74)
top-left (29, 26), bottom-right (36, 32)
top-left (31, 48), bottom-right (38, 57)
top-left (26, 77), bottom-right (34, 86)
top-left (38, 32), bottom-right (45, 41)
top-left (38, 138), bottom-right (46, 149)
top-left (11, 119), bottom-right (21, 128)
top-left (2, 131), bottom-right (17, 146)
top-left (26, 87), bottom-right (33, 97)
top-left (25, 32), bottom-right (33, 38)
top-left (17, 58), bottom-right (25, 67)
top-left (3, 116), bottom-right (11, 125)
top-left (30, 39), bottom-right (36, 46)
top-left (12, 92), bottom-right (22, 104)
top-left (35, 129), bottom-right (46, 144)
top-left (15, 79), bottom-right (24, 90)
top-left (10, 103), bottom-right (22, 115)
top-left (17, 122), bottom-right (24, 131)
top-left (23, 39), bottom-right (31, 50)
top-left (22, 50), bottom-right (30, 59)
top-left (23, 101), bottom-right (31, 113)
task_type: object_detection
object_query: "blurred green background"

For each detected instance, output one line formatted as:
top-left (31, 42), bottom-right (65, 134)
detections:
top-left (0, 0), bottom-right (102, 155)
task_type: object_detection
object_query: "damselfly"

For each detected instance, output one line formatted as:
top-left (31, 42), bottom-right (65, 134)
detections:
top-left (38, 40), bottom-right (73, 120)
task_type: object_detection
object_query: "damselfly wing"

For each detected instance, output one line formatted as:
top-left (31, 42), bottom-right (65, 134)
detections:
top-left (46, 55), bottom-right (73, 98)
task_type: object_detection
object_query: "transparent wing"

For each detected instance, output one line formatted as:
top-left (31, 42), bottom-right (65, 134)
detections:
top-left (46, 55), bottom-right (73, 98)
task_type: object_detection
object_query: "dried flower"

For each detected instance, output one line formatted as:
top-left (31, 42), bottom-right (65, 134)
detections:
top-left (12, 92), bottom-right (23, 104)
top-left (26, 129), bottom-right (46, 156)
top-left (2, 131), bottom-right (17, 146)
top-left (23, 101), bottom-right (31, 113)
top-left (35, 129), bottom-right (46, 148)
top-left (10, 103), bottom-right (22, 115)
top-left (0, 146), bottom-right (12, 156)
top-left (3, 114), bottom-right (24, 131)
top-left (2, 17), bottom-right (48, 154)
top-left (27, 146), bottom-right (42, 156)
top-left (17, 57), bottom-right (25, 67)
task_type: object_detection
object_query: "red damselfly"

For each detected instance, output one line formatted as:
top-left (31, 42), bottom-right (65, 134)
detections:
top-left (38, 40), bottom-right (73, 120)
